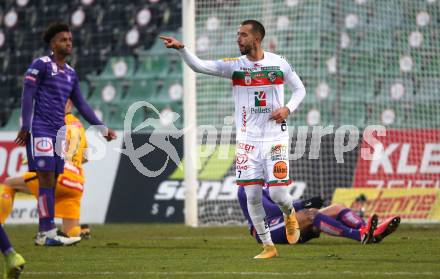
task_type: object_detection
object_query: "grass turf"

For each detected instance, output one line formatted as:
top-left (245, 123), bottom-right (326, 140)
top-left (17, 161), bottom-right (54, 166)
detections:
top-left (2, 224), bottom-right (440, 279)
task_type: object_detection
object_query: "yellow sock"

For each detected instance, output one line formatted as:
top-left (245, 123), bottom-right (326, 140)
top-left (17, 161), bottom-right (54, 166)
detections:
top-left (66, 226), bottom-right (81, 237)
top-left (0, 184), bottom-right (15, 223)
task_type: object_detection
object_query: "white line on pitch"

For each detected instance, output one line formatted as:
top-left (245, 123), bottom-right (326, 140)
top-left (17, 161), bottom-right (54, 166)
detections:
top-left (148, 236), bottom-right (246, 240)
top-left (23, 271), bottom-right (438, 277)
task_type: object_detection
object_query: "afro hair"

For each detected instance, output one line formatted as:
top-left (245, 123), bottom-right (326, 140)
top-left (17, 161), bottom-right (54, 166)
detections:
top-left (42, 21), bottom-right (70, 44)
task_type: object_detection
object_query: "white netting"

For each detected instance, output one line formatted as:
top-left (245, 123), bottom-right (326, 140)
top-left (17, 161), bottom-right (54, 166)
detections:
top-left (194, 0), bottom-right (440, 225)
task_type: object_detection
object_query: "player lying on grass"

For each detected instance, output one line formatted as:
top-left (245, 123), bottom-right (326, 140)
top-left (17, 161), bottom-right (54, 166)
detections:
top-left (1, 101), bottom-right (90, 238)
top-left (0, 226), bottom-right (25, 279)
top-left (238, 187), bottom-right (400, 244)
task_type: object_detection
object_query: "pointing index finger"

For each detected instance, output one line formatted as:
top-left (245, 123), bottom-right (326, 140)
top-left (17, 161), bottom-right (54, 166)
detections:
top-left (159, 35), bottom-right (171, 41)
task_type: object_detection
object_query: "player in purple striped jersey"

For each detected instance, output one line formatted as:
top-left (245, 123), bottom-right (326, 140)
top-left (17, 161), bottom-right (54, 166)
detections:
top-left (238, 187), bottom-right (400, 245)
top-left (15, 22), bottom-right (116, 246)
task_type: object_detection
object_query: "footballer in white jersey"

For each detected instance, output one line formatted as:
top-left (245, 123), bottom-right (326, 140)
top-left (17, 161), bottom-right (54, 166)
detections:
top-left (161, 44), bottom-right (305, 185)
top-left (161, 19), bottom-right (305, 259)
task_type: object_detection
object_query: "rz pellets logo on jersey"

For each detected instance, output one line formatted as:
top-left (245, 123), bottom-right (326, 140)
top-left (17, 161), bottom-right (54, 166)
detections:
top-left (251, 91), bottom-right (271, 114)
top-left (254, 91), bottom-right (266, 107)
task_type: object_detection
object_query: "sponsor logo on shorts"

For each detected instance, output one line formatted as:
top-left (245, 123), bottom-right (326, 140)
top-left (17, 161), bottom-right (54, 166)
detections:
top-left (236, 152), bottom-right (249, 170)
top-left (236, 165), bottom-right (249, 170)
top-left (34, 137), bottom-right (54, 157)
top-left (236, 153), bottom-right (248, 165)
top-left (273, 161), bottom-right (288, 179)
top-left (271, 144), bottom-right (288, 161)
top-left (238, 143), bottom-right (255, 153)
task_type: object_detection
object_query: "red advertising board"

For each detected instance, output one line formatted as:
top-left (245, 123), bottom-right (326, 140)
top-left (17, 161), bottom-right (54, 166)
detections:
top-left (354, 129), bottom-right (440, 188)
top-left (0, 141), bottom-right (27, 182)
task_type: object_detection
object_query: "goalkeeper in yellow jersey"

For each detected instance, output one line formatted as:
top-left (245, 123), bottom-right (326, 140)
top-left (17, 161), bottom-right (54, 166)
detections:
top-left (0, 100), bottom-right (89, 238)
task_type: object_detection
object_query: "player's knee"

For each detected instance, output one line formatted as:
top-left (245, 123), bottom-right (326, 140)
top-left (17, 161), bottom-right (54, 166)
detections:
top-left (268, 187), bottom-right (289, 205)
top-left (246, 193), bottom-right (261, 205)
top-left (244, 186), bottom-right (262, 204)
top-left (330, 204), bottom-right (346, 212)
top-left (3, 177), bottom-right (14, 187)
top-left (3, 177), bottom-right (20, 191)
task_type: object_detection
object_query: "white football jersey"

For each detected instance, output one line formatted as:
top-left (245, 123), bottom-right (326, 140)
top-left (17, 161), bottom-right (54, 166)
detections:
top-left (178, 50), bottom-right (305, 141)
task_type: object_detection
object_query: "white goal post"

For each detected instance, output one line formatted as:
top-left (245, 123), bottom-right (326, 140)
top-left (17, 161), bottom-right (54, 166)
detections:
top-left (182, 0), bottom-right (198, 227)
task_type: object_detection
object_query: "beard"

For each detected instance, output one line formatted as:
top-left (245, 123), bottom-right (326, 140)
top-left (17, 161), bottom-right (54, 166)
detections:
top-left (240, 44), bottom-right (252, 55)
top-left (57, 47), bottom-right (72, 57)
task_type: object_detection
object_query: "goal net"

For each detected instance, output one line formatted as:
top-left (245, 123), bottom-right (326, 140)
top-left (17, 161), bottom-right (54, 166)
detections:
top-left (193, 0), bottom-right (440, 225)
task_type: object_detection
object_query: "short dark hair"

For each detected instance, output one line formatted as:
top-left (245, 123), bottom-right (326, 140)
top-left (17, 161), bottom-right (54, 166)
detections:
top-left (241, 19), bottom-right (265, 40)
top-left (43, 21), bottom-right (70, 44)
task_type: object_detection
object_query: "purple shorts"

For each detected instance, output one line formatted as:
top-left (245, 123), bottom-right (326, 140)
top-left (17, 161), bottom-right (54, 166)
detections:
top-left (254, 214), bottom-right (321, 244)
top-left (26, 133), bottom-right (65, 175)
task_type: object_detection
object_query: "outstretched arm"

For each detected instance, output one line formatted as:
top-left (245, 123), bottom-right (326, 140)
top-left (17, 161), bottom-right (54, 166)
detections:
top-left (160, 35), bottom-right (231, 78)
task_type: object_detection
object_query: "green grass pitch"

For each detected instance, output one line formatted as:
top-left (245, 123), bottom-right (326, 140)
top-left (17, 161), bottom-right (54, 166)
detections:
top-left (2, 224), bottom-right (440, 279)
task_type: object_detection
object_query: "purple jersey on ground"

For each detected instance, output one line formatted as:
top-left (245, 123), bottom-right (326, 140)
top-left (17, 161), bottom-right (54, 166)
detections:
top-left (237, 187), bottom-right (320, 244)
top-left (21, 55), bottom-right (103, 137)
top-left (237, 187), bottom-right (302, 231)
